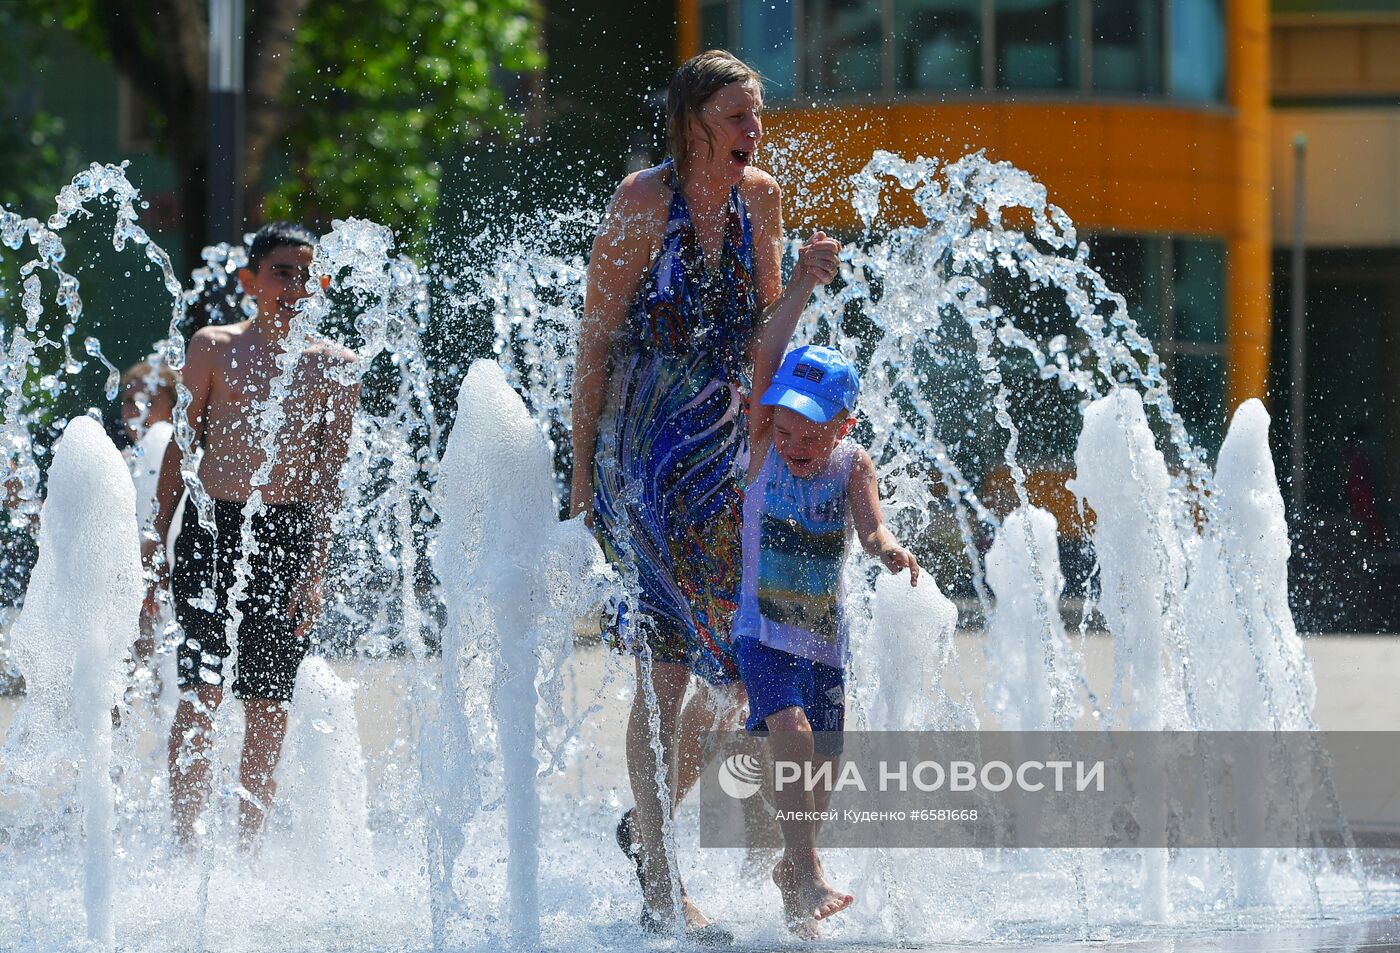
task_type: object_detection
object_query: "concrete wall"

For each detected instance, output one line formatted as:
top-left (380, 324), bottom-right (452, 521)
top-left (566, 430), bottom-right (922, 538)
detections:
top-left (1272, 109), bottom-right (1400, 248)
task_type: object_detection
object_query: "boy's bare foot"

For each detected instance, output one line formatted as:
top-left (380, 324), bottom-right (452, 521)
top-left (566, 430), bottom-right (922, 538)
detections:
top-left (773, 857), bottom-right (853, 938)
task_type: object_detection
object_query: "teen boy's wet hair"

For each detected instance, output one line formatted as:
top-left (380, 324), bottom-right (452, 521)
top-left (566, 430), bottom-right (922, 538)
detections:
top-left (245, 221), bottom-right (317, 271)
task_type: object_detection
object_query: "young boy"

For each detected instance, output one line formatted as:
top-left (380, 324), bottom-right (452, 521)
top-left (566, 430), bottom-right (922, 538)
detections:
top-left (145, 221), bottom-right (358, 848)
top-left (735, 343), bottom-right (919, 939)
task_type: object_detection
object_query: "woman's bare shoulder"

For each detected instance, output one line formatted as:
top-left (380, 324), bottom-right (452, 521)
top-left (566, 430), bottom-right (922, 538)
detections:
top-left (612, 165), bottom-right (672, 218)
top-left (740, 167), bottom-right (781, 207)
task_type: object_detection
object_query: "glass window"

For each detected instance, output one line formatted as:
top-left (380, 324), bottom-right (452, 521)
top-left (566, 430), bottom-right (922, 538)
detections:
top-left (894, 0), bottom-right (982, 92)
top-left (700, 0), bottom-right (728, 52)
top-left (1172, 352), bottom-right (1225, 452)
top-left (995, 0), bottom-right (1079, 90)
top-left (1088, 234), bottom-right (1167, 341)
top-left (1170, 0), bottom-right (1225, 101)
top-left (1172, 238), bottom-right (1224, 344)
top-left (739, 0), bottom-right (796, 99)
top-left (804, 0), bottom-right (884, 96)
top-left (1092, 0), bottom-right (1162, 94)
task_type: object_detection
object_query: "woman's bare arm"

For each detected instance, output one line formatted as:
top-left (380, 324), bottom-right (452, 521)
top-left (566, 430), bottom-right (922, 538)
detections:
top-left (569, 173), bottom-right (667, 518)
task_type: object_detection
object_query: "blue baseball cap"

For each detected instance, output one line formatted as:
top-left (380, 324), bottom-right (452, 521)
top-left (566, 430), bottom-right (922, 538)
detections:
top-left (759, 345), bottom-right (860, 424)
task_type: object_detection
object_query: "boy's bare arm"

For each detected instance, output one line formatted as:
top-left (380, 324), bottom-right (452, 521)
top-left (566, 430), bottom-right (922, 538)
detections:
top-left (290, 360), bottom-right (358, 638)
top-left (309, 363), bottom-right (359, 575)
top-left (148, 331), bottom-right (216, 559)
top-left (744, 177), bottom-right (841, 454)
top-left (747, 324), bottom-right (781, 462)
top-left (848, 448), bottom-right (920, 586)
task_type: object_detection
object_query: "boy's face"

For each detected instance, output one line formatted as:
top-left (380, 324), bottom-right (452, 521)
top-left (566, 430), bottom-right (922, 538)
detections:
top-left (238, 244), bottom-right (315, 326)
top-left (771, 406), bottom-right (855, 479)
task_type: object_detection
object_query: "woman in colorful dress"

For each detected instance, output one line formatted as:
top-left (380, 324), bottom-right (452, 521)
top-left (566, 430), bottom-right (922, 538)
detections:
top-left (569, 50), bottom-right (840, 936)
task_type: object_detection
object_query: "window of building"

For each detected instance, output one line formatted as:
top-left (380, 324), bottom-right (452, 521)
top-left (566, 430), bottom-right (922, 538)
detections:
top-left (893, 0), bottom-right (983, 92)
top-left (1089, 233), bottom-right (1227, 453)
top-left (707, 0), bottom-right (1225, 104)
top-left (804, 0), bottom-right (884, 96)
top-left (995, 0), bottom-right (1079, 90)
top-left (1092, 0), bottom-right (1162, 94)
top-left (1172, 352), bottom-right (1226, 449)
top-left (1172, 238), bottom-right (1224, 345)
top-left (1169, 0), bottom-right (1225, 102)
top-left (739, 0), bottom-right (797, 98)
top-left (700, 0), bottom-right (728, 52)
top-left (1089, 234), bottom-right (1166, 339)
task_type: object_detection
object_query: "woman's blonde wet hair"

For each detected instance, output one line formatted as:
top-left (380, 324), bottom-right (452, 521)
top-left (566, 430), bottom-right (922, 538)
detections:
top-left (666, 50), bottom-right (762, 176)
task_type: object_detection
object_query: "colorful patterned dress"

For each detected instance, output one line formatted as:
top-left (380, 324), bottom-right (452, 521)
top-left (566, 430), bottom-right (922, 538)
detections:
top-left (592, 160), bottom-right (756, 685)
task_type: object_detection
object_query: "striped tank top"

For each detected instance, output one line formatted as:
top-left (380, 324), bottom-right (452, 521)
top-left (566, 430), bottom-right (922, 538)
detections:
top-left (732, 438), bottom-right (858, 668)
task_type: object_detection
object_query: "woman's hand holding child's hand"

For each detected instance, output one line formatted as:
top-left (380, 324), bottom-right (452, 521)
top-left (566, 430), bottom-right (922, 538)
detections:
top-left (796, 231), bottom-right (841, 288)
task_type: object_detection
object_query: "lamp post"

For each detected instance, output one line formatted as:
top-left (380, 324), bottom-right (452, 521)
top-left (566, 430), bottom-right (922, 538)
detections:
top-left (1290, 132), bottom-right (1307, 515)
top-left (206, 0), bottom-right (244, 245)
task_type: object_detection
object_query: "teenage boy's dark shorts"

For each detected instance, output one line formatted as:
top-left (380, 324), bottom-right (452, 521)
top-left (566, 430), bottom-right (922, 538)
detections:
top-left (172, 499), bottom-right (312, 702)
top-left (736, 636), bottom-right (846, 757)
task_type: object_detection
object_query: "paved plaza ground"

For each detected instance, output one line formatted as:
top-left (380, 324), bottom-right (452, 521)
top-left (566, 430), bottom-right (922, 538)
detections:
top-left (4, 632), bottom-right (1400, 951)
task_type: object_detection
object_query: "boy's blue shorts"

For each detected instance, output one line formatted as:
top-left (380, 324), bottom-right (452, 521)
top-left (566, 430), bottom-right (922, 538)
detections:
top-left (735, 637), bottom-right (845, 757)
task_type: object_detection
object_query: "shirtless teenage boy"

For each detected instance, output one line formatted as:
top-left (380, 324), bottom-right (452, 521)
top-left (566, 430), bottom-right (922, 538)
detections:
top-left (145, 222), bottom-right (359, 847)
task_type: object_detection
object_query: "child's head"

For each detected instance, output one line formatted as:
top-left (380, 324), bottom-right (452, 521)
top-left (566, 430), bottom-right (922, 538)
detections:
top-left (120, 359), bottom-right (179, 440)
top-left (760, 345), bottom-right (860, 478)
top-left (238, 221), bottom-right (319, 326)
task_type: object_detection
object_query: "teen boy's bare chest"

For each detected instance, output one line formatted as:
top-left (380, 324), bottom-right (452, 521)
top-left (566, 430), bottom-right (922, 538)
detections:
top-left (199, 344), bottom-right (326, 497)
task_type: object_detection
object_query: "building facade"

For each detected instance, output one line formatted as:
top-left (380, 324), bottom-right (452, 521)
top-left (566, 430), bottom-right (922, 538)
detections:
top-left (678, 0), bottom-right (1399, 624)
top-left (1269, 2), bottom-right (1400, 627)
top-left (680, 0), bottom-right (1264, 455)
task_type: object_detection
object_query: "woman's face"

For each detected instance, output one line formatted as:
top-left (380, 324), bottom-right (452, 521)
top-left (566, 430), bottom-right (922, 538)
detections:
top-left (685, 80), bottom-right (763, 186)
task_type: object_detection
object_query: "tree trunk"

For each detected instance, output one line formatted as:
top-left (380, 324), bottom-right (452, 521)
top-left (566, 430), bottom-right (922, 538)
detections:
top-left (242, 0), bottom-right (312, 226)
top-left (90, 0), bottom-right (308, 256)
top-left (93, 0), bottom-right (207, 259)
top-left (174, 145), bottom-right (208, 274)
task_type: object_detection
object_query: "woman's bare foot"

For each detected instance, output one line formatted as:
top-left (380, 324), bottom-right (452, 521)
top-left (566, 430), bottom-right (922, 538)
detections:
top-left (773, 857), bottom-right (853, 939)
top-left (640, 893), bottom-right (734, 946)
top-left (681, 893), bottom-right (712, 929)
top-left (641, 891), bottom-right (712, 931)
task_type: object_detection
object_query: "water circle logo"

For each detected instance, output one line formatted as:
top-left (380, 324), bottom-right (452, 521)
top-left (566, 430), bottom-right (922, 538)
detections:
top-left (718, 753), bottom-right (764, 800)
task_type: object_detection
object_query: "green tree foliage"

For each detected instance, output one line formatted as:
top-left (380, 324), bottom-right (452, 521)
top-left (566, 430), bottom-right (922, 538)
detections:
top-left (269, 0), bottom-right (542, 250)
top-left (0, 8), bottom-right (76, 213)
top-left (11, 0), bottom-right (542, 254)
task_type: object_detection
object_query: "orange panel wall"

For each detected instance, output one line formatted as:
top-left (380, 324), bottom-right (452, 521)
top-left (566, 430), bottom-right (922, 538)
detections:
top-left (758, 103), bottom-right (1239, 239)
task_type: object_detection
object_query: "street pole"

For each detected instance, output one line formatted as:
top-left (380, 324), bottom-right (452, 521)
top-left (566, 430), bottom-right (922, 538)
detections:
top-left (206, 0), bottom-right (244, 245)
top-left (1290, 132), bottom-right (1307, 515)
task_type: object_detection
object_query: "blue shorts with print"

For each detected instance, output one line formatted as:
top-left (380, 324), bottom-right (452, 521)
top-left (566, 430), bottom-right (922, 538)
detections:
top-left (735, 637), bottom-right (845, 757)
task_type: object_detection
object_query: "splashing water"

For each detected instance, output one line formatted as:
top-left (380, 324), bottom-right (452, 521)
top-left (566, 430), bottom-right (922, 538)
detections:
top-left (0, 149), bottom-right (1394, 952)
top-left (2, 416), bottom-right (143, 952)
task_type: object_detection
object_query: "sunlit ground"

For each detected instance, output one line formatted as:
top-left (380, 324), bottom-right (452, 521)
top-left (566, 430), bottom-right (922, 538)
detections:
top-left (5, 633), bottom-right (1400, 951)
